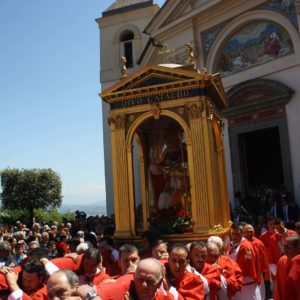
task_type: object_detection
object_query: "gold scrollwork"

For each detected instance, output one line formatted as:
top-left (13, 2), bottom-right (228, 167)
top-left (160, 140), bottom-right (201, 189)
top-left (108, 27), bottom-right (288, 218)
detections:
top-left (177, 107), bottom-right (185, 115)
top-left (187, 43), bottom-right (197, 70)
top-left (206, 101), bottom-right (214, 121)
top-left (150, 103), bottom-right (161, 120)
top-left (209, 224), bottom-right (224, 233)
top-left (108, 115), bottom-right (125, 130)
top-left (128, 114), bottom-right (135, 123)
top-left (186, 102), bottom-right (204, 119)
top-left (218, 120), bottom-right (225, 136)
top-left (120, 56), bottom-right (127, 79)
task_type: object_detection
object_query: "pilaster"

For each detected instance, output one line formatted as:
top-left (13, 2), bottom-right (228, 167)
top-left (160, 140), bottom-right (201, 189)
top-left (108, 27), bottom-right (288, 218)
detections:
top-left (110, 114), bottom-right (133, 237)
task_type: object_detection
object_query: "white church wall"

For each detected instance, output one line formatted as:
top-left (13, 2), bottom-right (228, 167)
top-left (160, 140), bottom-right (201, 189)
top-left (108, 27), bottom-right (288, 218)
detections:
top-left (266, 66), bottom-right (300, 205)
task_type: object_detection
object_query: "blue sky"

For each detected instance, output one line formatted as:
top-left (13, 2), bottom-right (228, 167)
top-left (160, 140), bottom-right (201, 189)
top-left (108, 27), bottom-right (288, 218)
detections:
top-left (0, 0), bottom-right (164, 208)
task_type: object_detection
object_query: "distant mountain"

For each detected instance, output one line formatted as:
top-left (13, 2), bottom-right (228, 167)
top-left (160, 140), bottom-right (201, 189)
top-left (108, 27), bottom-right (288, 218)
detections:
top-left (58, 203), bottom-right (107, 216)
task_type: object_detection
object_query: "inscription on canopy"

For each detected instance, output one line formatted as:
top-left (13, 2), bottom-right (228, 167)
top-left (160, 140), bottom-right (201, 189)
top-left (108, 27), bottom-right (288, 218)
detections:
top-left (110, 88), bottom-right (206, 109)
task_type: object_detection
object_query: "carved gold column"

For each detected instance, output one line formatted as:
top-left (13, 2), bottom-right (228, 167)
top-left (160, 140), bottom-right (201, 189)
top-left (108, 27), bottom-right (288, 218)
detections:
top-left (186, 100), bottom-right (213, 232)
top-left (109, 114), bottom-right (133, 237)
top-left (216, 122), bottom-right (231, 227)
top-left (139, 157), bottom-right (148, 231)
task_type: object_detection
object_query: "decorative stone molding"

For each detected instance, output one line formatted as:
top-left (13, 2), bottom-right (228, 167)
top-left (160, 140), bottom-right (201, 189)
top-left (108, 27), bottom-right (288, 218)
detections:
top-left (160, 0), bottom-right (190, 28)
top-left (224, 78), bottom-right (294, 119)
top-left (195, 0), bottom-right (258, 26)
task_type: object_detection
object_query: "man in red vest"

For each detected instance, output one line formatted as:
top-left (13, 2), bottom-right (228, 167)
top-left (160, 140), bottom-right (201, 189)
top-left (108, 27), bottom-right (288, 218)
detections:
top-left (206, 240), bottom-right (242, 300)
top-left (189, 242), bottom-right (221, 300)
top-left (274, 234), bottom-right (300, 300)
top-left (1, 259), bottom-right (47, 300)
top-left (128, 258), bottom-right (178, 300)
top-left (243, 224), bottom-right (268, 299)
top-left (229, 222), bottom-right (260, 299)
top-left (167, 245), bottom-right (205, 300)
top-left (268, 218), bottom-right (296, 269)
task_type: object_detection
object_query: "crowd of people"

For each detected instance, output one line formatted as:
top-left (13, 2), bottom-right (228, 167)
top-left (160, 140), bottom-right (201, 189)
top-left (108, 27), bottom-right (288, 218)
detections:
top-left (0, 195), bottom-right (298, 300)
top-left (232, 186), bottom-right (298, 229)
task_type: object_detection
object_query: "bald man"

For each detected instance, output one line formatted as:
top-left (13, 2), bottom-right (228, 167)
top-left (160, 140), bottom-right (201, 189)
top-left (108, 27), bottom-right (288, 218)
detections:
top-left (206, 241), bottom-right (242, 300)
top-left (243, 224), bottom-right (268, 299)
top-left (128, 258), bottom-right (176, 300)
top-left (229, 222), bottom-right (260, 300)
top-left (47, 270), bottom-right (81, 300)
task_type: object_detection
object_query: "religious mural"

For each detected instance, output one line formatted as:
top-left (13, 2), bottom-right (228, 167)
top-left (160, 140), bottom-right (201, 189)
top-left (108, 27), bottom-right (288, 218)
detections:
top-left (261, 0), bottom-right (298, 27)
top-left (201, 0), bottom-right (297, 64)
top-left (217, 21), bottom-right (294, 77)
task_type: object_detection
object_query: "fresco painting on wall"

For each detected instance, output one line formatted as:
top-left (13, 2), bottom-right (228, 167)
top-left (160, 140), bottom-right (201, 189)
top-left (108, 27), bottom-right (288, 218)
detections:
top-left (262, 0), bottom-right (298, 26)
top-left (217, 22), bottom-right (294, 77)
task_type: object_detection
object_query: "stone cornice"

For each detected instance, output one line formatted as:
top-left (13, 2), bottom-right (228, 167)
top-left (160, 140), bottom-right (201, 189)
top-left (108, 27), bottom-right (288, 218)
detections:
top-left (194, 0), bottom-right (266, 27)
top-left (160, 0), bottom-right (190, 28)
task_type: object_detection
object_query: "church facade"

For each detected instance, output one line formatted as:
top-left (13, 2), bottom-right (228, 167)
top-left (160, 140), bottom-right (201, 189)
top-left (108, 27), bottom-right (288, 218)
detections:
top-left (97, 0), bottom-right (300, 216)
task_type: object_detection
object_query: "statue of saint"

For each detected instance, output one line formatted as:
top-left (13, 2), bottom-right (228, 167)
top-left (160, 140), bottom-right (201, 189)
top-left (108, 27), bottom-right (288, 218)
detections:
top-left (148, 131), bottom-right (190, 212)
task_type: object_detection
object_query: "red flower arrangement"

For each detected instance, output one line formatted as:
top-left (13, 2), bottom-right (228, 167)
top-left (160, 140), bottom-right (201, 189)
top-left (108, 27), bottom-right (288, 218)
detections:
top-left (149, 206), bottom-right (192, 234)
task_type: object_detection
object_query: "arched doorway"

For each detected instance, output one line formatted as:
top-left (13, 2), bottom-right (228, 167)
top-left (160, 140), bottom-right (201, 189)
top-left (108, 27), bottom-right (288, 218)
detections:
top-left (224, 78), bottom-right (294, 197)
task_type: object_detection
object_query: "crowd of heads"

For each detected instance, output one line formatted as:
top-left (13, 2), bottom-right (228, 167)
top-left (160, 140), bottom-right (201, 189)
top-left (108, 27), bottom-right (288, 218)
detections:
top-left (232, 185), bottom-right (299, 233)
top-left (0, 194), bottom-right (299, 300)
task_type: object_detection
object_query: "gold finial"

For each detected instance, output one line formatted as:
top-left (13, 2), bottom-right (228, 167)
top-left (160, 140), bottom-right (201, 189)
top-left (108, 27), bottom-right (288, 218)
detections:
top-left (187, 43), bottom-right (196, 69)
top-left (201, 67), bottom-right (207, 74)
top-left (120, 56), bottom-right (127, 79)
top-left (158, 44), bottom-right (175, 63)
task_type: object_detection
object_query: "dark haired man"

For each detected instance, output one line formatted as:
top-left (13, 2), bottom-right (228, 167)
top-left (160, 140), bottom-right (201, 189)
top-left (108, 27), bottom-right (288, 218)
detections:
top-left (168, 245), bottom-right (205, 300)
top-left (188, 242), bottom-right (221, 300)
top-left (119, 244), bottom-right (140, 275)
top-left (151, 240), bottom-right (169, 261)
top-left (268, 218), bottom-right (296, 268)
top-left (43, 247), bottom-right (110, 286)
top-left (1, 259), bottom-right (47, 299)
top-left (80, 247), bottom-right (110, 285)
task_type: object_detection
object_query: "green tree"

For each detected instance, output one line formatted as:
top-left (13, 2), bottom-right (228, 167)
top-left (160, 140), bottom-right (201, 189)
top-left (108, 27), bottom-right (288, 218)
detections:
top-left (1, 168), bottom-right (62, 225)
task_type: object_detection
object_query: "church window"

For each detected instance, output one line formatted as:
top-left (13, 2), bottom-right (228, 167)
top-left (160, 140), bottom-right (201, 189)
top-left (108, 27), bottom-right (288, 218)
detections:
top-left (120, 30), bottom-right (134, 68)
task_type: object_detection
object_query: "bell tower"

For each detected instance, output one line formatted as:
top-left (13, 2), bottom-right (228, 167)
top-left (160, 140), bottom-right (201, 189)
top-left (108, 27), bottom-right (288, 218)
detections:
top-left (96, 1), bottom-right (160, 215)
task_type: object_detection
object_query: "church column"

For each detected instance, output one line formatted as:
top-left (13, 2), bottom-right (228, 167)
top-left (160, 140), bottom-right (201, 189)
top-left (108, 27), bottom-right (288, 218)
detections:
top-left (138, 155), bottom-right (148, 231)
top-left (218, 146), bottom-right (231, 227)
top-left (109, 114), bottom-right (133, 237)
top-left (213, 118), bottom-right (231, 227)
top-left (186, 99), bottom-right (214, 232)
